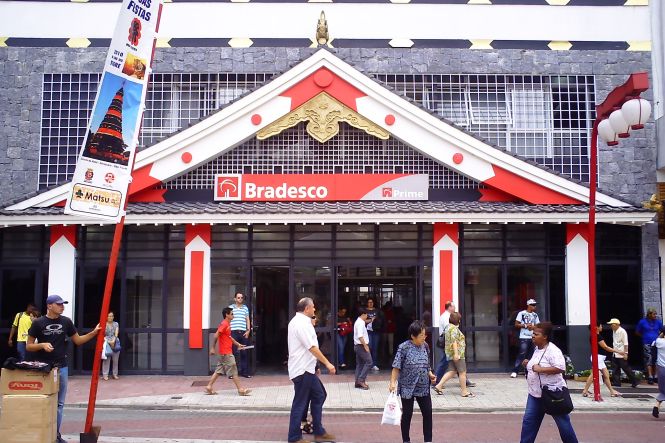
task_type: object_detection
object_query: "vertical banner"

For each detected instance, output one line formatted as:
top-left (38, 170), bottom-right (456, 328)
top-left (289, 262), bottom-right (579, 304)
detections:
top-left (65, 0), bottom-right (162, 221)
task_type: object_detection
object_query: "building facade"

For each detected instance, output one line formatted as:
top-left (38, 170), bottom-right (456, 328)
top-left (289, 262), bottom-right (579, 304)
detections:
top-left (0, 1), bottom-right (660, 375)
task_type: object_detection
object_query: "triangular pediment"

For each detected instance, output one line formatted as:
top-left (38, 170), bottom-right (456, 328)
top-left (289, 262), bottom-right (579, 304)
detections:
top-left (9, 49), bottom-right (630, 210)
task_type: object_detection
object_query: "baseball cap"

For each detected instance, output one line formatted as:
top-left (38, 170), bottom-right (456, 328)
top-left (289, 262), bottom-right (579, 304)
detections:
top-left (46, 295), bottom-right (68, 305)
top-left (607, 318), bottom-right (621, 325)
top-left (527, 299), bottom-right (537, 306)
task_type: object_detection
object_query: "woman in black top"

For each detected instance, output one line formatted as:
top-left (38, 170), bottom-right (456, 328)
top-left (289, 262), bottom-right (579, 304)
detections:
top-left (581, 324), bottom-right (624, 397)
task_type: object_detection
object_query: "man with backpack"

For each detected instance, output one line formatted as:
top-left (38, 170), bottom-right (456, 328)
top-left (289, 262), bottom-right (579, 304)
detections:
top-left (8, 303), bottom-right (38, 361)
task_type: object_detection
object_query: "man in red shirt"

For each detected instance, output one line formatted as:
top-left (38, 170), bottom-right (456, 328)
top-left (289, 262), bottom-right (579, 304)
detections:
top-left (205, 307), bottom-right (251, 396)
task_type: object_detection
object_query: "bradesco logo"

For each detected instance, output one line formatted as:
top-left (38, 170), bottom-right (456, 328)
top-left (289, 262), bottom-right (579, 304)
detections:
top-left (215, 175), bottom-right (242, 201)
top-left (8, 381), bottom-right (43, 391)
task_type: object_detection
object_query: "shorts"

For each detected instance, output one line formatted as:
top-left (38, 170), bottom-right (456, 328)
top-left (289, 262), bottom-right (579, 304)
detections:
top-left (643, 344), bottom-right (655, 367)
top-left (214, 354), bottom-right (238, 377)
top-left (590, 354), bottom-right (607, 370)
top-left (446, 358), bottom-right (467, 373)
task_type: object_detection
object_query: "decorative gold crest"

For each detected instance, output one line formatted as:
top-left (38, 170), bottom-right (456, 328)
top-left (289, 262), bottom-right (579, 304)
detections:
top-left (257, 92), bottom-right (389, 143)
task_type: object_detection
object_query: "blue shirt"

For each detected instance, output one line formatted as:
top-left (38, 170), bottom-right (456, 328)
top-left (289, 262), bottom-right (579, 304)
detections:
top-left (636, 317), bottom-right (663, 345)
top-left (228, 304), bottom-right (250, 331)
top-left (392, 340), bottom-right (431, 399)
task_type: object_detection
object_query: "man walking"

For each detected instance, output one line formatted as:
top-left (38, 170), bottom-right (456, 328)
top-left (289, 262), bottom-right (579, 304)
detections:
top-left (27, 295), bottom-right (100, 443)
top-left (434, 301), bottom-right (454, 383)
top-left (511, 298), bottom-right (540, 378)
top-left (353, 308), bottom-right (372, 390)
top-left (608, 318), bottom-right (638, 388)
top-left (636, 308), bottom-right (663, 385)
top-left (205, 307), bottom-right (251, 396)
top-left (229, 292), bottom-right (251, 378)
top-left (8, 302), bottom-right (37, 361)
top-left (287, 297), bottom-right (336, 443)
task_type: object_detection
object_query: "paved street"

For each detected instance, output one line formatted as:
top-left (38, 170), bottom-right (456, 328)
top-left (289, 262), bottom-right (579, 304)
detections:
top-left (60, 409), bottom-right (665, 443)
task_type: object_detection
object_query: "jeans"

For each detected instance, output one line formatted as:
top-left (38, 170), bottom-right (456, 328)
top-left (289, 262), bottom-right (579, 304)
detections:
top-left (16, 341), bottom-right (26, 361)
top-left (231, 330), bottom-right (249, 376)
top-left (611, 356), bottom-right (637, 386)
top-left (337, 334), bottom-right (347, 365)
top-left (57, 366), bottom-right (69, 437)
top-left (354, 345), bottom-right (373, 383)
top-left (513, 339), bottom-right (534, 374)
top-left (434, 351), bottom-right (448, 384)
top-left (288, 372), bottom-right (327, 442)
top-left (401, 395), bottom-right (432, 443)
top-left (520, 394), bottom-right (578, 443)
top-left (368, 330), bottom-right (381, 366)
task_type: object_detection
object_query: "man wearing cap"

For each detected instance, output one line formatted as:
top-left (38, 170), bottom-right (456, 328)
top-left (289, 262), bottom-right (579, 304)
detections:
top-left (510, 299), bottom-right (540, 378)
top-left (27, 295), bottom-right (101, 443)
top-left (607, 318), bottom-right (638, 388)
top-left (636, 308), bottom-right (663, 385)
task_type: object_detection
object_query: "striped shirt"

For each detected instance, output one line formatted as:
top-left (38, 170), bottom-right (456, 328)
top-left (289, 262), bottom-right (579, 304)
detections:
top-left (228, 304), bottom-right (250, 331)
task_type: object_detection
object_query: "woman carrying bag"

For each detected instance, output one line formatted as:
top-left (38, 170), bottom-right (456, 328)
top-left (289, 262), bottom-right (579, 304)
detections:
top-left (520, 321), bottom-right (577, 443)
top-left (102, 311), bottom-right (121, 381)
top-left (389, 320), bottom-right (436, 443)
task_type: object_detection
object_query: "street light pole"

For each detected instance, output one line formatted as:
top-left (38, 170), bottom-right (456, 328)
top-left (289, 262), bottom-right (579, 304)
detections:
top-left (588, 72), bottom-right (650, 402)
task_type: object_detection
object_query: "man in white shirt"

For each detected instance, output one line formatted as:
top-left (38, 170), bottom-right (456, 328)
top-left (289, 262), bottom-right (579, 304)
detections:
top-left (511, 299), bottom-right (540, 378)
top-left (287, 297), bottom-right (336, 443)
top-left (353, 308), bottom-right (372, 390)
top-left (608, 318), bottom-right (638, 388)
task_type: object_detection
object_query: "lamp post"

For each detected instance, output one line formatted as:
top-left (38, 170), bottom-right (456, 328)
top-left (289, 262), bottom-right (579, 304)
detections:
top-left (588, 72), bottom-right (651, 402)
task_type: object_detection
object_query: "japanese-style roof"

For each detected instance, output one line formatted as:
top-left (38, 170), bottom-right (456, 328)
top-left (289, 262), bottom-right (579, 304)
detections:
top-left (0, 201), bottom-right (653, 226)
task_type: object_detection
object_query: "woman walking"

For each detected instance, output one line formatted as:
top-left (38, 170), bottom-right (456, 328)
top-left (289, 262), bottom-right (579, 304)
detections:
top-left (652, 325), bottom-right (665, 418)
top-left (102, 311), bottom-right (120, 380)
top-left (581, 323), bottom-right (622, 398)
top-left (389, 320), bottom-right (436, 443)
top-left (432, 312), bottom-right (474, 397)
top-left (520, 322), bottom-right (578, 443)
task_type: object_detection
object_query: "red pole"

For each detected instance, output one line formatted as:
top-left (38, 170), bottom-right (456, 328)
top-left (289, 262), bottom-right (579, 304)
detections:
top-left (588, 120), bottom-right (602, 402)
top-left (84, 217), bottom-right (126, 432)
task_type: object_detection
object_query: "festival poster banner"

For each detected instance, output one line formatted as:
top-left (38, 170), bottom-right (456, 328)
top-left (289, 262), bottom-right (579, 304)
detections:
top-left (65, 0), bottom-right (162, 221)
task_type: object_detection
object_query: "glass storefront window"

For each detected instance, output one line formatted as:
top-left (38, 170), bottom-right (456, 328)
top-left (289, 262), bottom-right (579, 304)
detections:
top-left (336, 225), bottom-right (374, 259)
top-left (294, 267), bottom-right (333, 363)
top-left (506, 266), bottom-right (547, 324)
top-left (465, 330), bottom-right (504, 370)
top-left (167, 265), bottom-right (184, 328)
top-left (126, 226), bottom-right (166, 260)
top-left (253, 225), bottom-right (290, 262)
top-left (122, 332), bottom-right (162, 371)
top-left (211, 226), bottom-right (249, 260)
top-left (166, 332), bottom-right (185, 372)
top-left (210, 266), bottom-right (247, 326)
top-left (294, 225), bottom-right (332, 260)
top-left (126, 266), bottom-right (164, 329)
top-left (463, 265), bottom-right (502, 328)
top-left (378, 225), bottom-right (418, 259)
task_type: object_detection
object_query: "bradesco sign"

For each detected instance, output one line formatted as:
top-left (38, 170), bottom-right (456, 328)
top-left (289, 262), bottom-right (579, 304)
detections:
top-left (214, 174), bottom-right (428, 202)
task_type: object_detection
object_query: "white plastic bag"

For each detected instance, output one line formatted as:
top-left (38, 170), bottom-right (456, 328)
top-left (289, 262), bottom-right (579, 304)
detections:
top-left (381, 392), bottom-right (402, 426)
top-left (101, 344), bottom-right (108, 360)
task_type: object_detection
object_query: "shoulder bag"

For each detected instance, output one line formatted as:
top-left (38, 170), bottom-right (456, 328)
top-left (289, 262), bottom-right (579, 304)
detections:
top-left (537, 345), bottom-right (574, 416)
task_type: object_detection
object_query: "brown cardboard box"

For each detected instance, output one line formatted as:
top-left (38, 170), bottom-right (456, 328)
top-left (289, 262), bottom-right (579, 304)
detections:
top-left (0, 368), bottom-right (59, 395)
top-left (0, 394), bottom-right (57, 443)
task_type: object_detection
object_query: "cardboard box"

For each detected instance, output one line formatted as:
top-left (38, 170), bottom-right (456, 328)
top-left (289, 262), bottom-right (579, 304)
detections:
top-left (0, 394), bottom-right (57, 443)
top-left (0, 368), bottom-right (59, 395)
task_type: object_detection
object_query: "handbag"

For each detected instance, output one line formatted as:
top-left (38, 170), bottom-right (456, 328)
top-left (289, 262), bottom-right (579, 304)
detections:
top-left (113, 337), bottom-right (121, 352)
top-left (436, 334), bottom-right (445, 349)
top-left (537, 345), bottom-right (574, 416)
top-left (104, 340), bottom-right (114, 357)
top-left (339, 322), bottom-right (353, 337)
top-left (381, 391), bottom-right (402, 426)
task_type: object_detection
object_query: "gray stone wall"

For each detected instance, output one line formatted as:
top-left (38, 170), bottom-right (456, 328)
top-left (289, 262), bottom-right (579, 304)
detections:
top-left (0, 46), bottom-right (658, 308)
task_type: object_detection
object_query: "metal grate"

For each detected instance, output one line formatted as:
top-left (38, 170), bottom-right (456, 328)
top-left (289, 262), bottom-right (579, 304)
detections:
top-left (39, 72), bottom-right (594, 189)
top-left (162, 122), bottom-right (477, 190)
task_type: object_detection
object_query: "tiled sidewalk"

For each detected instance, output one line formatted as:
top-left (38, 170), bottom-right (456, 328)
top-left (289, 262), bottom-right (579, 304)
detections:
top-left (64, 372), bottom-right (658, 413)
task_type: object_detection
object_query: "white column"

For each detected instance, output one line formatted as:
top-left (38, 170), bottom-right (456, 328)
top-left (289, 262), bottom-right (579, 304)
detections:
top-left (565, 223), bottom-right (590, 326)
top-left (48, 225), bottom-right (77, 316)
top-left (184, 224), bottom-right (211, 349)
top-left (432, 223), bottom-right (459, 329)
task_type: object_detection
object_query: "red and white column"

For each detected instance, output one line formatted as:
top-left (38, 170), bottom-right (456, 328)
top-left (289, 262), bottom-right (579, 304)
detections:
top-left (184, 224), bottom-right (211, 349)
top-left (565, 223), bottom-right (591, 368)
top-left (48, 225), bottom-right (77, 315)
top-left (432, 223), bottom-right (459, 329)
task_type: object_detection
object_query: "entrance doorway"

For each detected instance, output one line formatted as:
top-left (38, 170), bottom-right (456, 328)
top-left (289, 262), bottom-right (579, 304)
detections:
top-left (337, 266), bottom-right (417, 370)
top-left (253, 266), bottom-right (289, 372)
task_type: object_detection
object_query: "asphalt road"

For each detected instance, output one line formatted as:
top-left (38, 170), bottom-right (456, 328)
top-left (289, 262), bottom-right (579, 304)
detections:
top-left (61, 408), bottom-right (665, 443)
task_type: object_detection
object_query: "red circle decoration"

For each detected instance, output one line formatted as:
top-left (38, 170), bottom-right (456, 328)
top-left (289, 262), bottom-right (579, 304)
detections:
top-left (251, 114), bottom-right (262, 125)
top-left (385, 114), bottom-right (396, 126)
top-left (453, 153), bottom-right (464, 164)
top-left (181, 152), bottom-right (193, 164)
top-left (313, 70), bottom-right (334, 88)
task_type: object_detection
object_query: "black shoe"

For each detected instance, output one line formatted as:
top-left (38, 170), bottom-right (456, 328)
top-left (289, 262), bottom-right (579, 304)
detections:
top-left (355, 382), bottom-right (369, 390)
top-left (466, 381), bottom-right (476, 387)
top-left (648, 378), bottom-right (655, 385)
top-left (57, 434), bottom-right (68, 443)
top-left (242, 374), bottom-right (252, 378)
top-left (653, 406), bottom-right (660, 418)
top-left (631, 383), bottom-right (638, 388)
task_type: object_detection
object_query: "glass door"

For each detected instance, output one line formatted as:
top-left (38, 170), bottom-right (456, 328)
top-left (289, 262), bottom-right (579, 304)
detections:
top-left (0, 267), bottom-right (39, 364)
top-left (253, 266), bottom-right (290, 372)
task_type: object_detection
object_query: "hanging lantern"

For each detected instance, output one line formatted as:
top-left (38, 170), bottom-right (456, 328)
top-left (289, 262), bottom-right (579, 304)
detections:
top-left (621, 98), bottom-right (651, 130)
top-left (608, 109), bottom-right (630, 138)
top-left (598, 118), bottom-right (619, 146)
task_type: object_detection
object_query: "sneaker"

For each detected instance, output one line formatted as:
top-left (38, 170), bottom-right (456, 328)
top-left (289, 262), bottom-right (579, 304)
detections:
top-left (314, 433), bottom-right (336, 442)
top-left (340, 363), bottom-right (346, 368)
top-left (510, 372), bottom-right (517, 378)
top-left (653, 406), bottom-right (660, 418)
top-left (371, 365), bottom-right (380, 371)
top-left (631, 383), bottom-right (638, 388)
top-left (57, 434), bottom-right (68, 443)
top-left (648, 377), bottom-right (655, 385)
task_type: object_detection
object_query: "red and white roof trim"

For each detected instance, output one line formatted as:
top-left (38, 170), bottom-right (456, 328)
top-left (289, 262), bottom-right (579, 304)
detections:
top-left (10, 50), bottom-right (628, 212)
